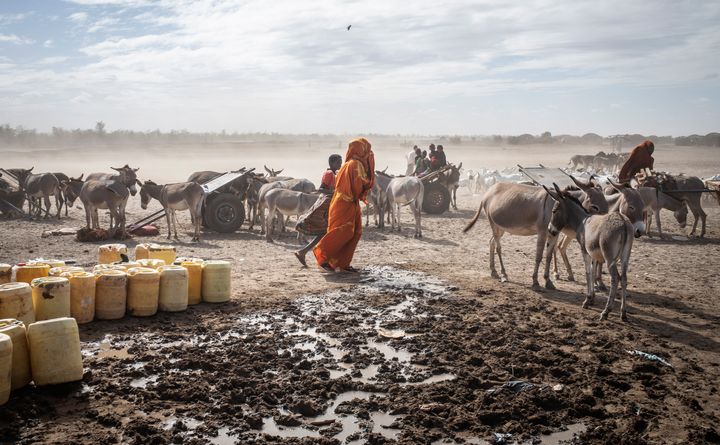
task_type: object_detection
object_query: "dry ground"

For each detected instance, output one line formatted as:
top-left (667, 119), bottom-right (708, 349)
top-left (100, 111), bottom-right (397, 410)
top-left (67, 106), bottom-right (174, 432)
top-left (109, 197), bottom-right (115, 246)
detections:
top-left (0, 142), bottom-right (719, 444)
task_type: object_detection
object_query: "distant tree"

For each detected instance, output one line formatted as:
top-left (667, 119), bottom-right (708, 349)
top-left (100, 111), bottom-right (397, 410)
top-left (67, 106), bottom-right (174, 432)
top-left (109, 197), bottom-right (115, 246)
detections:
top-left (95, 121), bottom-right (106, 136)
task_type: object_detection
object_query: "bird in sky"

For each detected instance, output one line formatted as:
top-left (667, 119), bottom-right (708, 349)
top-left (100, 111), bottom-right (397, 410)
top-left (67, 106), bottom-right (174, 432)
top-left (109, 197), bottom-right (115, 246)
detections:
top-left (347, 25), bottom-right (351, 31)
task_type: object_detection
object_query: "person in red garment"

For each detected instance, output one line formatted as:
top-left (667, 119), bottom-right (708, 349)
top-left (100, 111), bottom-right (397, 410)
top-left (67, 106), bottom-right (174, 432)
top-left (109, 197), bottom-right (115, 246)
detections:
top-left (618, 140), bottom-right (655, 182)
top-left (313, 138), bottom-right (375, 272)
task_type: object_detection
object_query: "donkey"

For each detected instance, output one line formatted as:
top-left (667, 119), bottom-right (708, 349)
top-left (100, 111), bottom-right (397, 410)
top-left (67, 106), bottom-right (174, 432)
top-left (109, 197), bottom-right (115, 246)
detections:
top-left (60, 175), bottom-right (84, 211)
top-left (263, 165), bottom-right (293, 183)
top-left (257, 178), bottom-right (316, 233)
top-left (187, 168), bottom-right (249, 197)
top-left (366, 170), bottom-right (393, 228)
top-left (79, 178), bottom-right (129, 237)
top-left (263, 189), bottom-right (321, 243)
top-left (660, 176), bottom-right (707, 238)
top-left (437, 163), bottom-right (462, 210)
top-left (13, 168), bottom-right (62, 218)
top-left (140, 180), bottom-right (206, 241)
top-left (86, 165), bottom-right (140, 229)
top-left (544, 183), bottom-right (634, 321)
top-left (464, 180), bottom-right (611, 290)
top-left (386, 176), bottom-right (424, 238)
top-left (549, 180), bottom-right (644, 289)
top-left (636, 187), bottom-right (686, 238)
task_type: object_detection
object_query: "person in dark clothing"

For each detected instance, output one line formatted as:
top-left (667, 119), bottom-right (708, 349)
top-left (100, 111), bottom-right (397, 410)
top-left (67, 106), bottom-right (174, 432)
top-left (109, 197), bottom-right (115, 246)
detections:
top-left (294, 154), bottom-right (343, 266)
top-left (618, 140), bottom-right (655, 182)
top-left (436, 145), bottom-right (447, 167)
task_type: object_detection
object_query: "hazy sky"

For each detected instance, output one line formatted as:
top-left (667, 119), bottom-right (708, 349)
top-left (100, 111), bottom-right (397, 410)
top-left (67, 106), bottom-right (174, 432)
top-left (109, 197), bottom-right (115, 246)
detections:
top-left (0, 0), bottom-right (718, 135)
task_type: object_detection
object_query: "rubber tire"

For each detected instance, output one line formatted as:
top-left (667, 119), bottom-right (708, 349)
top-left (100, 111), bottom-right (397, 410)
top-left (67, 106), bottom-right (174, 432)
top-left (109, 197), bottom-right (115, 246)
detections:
top-left (422, 181), bottom-right (451, 214)
top-left (204, 193), bottom-right (245, 233)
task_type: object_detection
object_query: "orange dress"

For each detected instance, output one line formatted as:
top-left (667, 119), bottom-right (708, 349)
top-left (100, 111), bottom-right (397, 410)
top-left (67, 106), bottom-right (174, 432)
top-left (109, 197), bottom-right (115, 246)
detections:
top-left (314, 139), bottom-right (374, 270)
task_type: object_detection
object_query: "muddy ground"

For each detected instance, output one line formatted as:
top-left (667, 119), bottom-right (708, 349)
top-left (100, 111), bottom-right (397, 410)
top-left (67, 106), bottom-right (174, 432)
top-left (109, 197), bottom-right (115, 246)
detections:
top-left (1, 143), bottom-right (720, 444)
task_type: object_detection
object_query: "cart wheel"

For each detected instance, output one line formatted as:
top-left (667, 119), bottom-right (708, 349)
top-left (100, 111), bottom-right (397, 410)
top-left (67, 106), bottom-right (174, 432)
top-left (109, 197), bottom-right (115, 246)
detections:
top-left (204, 193), bottom-right (245, 233)
top-left (422, 181), bottom-right (451, 214)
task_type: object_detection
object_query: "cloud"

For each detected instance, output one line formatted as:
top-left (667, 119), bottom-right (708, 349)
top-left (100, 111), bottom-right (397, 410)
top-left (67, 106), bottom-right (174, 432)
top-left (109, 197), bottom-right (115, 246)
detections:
top-left (87, 17), bottom-right (121, 33)
top-left (37, 56), bottom-right (69, 65)
top-left (0, 13), bottom-right (28, 24)
top-left (68, 12), bottom-right (88, 22)
top-left (4, 0), bottom-right (720, 134)
top-left (0, 34), bottom-right (34, 45)
top-left (44, 39), bottom-right (54, 48)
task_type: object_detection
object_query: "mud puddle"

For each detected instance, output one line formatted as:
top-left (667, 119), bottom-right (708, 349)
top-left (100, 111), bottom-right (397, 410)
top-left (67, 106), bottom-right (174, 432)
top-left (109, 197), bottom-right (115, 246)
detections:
top-left (3, 264), bottom-right (683, 444)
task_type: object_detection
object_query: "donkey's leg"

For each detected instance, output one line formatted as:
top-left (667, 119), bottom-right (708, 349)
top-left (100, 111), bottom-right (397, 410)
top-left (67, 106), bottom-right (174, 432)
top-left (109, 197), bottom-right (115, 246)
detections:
top-left (543, 232), bottom-right (559, 287)
top-left (600, 261), bottom-right (620, 321)
top-left (559, 236), bottom-right (575, 281)
top-left (700, 206), bottom-right (707, 238)
top-left (396, 204), bottom-right (402, 233)
top-left (581, 253), bottom-right (594, 308)
top-left (55, 191), bottom-right (62, 218)
top-left (165, 209), bottom-right (173, 239)
top-left (534, 231), bottom-right (551, 290)
top-left (488, 235), bottom-right (499, 279)
top-left (172, 210), bottom-right (180, 240)
top-left (654, 208), bottom-right (664, 238)
top-left (43, 195), bottom-right (51, 219)
top-left (495, 231), bottom-right (508, 283)
top-left (594, 262), bottom-right (607, 291)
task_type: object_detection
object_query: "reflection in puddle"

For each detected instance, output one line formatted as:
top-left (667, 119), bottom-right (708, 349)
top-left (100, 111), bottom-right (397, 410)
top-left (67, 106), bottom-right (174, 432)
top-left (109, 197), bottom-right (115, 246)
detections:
top-left (130, 375), bottom-right (158, 388)
top-left (431, 423), bottom-right (586, 445)
top-left (261, 391), bottom-right (398, 442)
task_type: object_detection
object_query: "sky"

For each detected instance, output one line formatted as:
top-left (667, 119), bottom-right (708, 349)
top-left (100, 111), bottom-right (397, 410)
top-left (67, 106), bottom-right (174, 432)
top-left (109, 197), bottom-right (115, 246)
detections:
top-left (0, 0), bottom-right (718, 136)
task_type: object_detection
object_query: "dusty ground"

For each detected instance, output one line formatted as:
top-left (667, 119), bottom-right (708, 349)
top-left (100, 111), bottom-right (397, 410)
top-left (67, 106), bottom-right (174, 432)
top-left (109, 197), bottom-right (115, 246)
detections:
top-left (1, 142), bottom-right (719, 444)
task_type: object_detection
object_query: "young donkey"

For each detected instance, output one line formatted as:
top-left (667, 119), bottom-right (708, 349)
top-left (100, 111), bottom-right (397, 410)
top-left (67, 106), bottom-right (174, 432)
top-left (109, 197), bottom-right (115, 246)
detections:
top-left (544, 183), bottom-right (634, 321)
top-left (140, 181), bottom-right (206, 242)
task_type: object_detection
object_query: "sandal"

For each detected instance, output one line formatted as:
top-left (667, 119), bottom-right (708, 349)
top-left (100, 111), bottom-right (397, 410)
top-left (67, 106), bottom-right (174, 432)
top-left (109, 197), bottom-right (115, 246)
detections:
top-left (320, 263), bottom-right (335, 272)
top-left (342, 266), bottom-right (361, 273)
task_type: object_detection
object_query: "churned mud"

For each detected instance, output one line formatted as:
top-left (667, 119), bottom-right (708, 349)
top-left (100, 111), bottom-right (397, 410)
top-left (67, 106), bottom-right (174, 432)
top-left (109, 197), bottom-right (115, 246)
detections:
top-left (2, 262), bottom-right (719, 444)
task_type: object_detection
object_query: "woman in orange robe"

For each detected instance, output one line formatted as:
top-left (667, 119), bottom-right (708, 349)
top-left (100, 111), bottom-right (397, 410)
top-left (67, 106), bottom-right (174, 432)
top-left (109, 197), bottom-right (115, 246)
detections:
top-left (313, 138), bottom-right (375, 272)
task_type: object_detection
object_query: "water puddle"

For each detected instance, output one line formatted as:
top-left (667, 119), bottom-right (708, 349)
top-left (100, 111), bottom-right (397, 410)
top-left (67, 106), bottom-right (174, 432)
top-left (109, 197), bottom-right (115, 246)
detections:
top-left (130, 374), bottom-right (158, 388)
top-left (261, 391), bottom-right (398, 442)
top-left (402, 373), bottom-right (457, 386)
top-left (431, 423), bottom-right (586, 445)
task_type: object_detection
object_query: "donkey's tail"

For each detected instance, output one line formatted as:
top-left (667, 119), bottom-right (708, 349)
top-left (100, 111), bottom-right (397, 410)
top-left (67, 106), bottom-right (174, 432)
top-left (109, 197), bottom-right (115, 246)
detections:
top-left (463, 199), bottom-right (485, 233)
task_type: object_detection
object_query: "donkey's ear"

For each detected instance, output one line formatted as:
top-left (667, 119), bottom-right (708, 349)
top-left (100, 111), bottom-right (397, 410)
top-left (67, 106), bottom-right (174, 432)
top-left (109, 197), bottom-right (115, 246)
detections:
top-left (552, 182), bottom-right (564, 198)
top-left (608, 178), bottom-right (624, 193)
top-left (77, 173), bottom-right (84, 181)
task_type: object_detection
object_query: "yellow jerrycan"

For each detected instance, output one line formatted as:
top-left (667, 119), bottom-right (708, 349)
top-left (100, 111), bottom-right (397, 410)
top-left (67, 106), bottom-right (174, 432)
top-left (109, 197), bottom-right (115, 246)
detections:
top-left (0, 319), bottom-right (31, 390)
top-left (126, 267), bottom-right (160, 317)
top-left (148, 244), bottom-right (177, 265)
top-left (31, 277), bottom-right (71, 321)
top-left (0, 264), bottom-right (11, 285)
top-left (0, 283), bottom-right (35, 325)
top-left (61, 272), bottom-right (96, 324)
top-left (0, 333), bottom-right (11, 405)
top-left (15, 264), bottom-right (50, 284)
top-left (181, 261), bottom-right (203, 305)
top-left (94, 270), bottom-right (127, 320)
top-left (98, 243), bottom-right (127, 264)
top-left (158, 265), bottom-right (188, 312)
top-left (27, 317), bottom-right (83, 386)
top-left (202, 260), bottom-right (231, 303)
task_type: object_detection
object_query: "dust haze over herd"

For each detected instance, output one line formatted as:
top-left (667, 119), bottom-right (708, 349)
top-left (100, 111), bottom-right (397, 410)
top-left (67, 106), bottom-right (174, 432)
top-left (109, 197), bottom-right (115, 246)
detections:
top-left (0, 0), bottom-right (718, 135)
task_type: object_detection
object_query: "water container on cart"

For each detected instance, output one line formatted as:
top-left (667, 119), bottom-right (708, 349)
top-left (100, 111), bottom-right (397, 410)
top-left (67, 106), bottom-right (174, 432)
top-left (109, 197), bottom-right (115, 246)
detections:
top-left (26, 317), bottom-right (83, 386)
top-left (94, 270), bottom-right (127, 320)
top-left (31, 277), bottom-right (71, 321)
top-left (0, 319), bottom-right (31, 390)
top-left (158, 265), bottom-right (188, 312)
top-left (60, 272), bottom-right (95, 324)
top-left (202, 260), bottom-right (231, 303)
top-left (126, 267), bottom-right (160, 317)
top-left (0, 283), bottom-right (35, 325)
top-left (0, 333), bottom-right (11, 405)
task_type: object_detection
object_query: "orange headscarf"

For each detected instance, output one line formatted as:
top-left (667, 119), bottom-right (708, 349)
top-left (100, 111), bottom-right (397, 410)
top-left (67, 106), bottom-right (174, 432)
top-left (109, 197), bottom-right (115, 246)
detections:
top-left (345, 137), bottom-right (375, 202)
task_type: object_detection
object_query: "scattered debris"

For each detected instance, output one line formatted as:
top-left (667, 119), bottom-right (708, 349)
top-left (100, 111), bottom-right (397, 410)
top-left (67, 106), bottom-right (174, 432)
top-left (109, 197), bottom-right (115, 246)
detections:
top-left (627, 350), bottom-right (674, 368)
top-left (486, 380), bottom-right (545, 394)
top-left (42, 227), bottom-right (82, 238)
